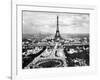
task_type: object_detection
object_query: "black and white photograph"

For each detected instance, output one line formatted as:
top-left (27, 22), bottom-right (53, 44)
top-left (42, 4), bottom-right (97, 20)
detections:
top-left (22, 11), bottom-right (90, 69)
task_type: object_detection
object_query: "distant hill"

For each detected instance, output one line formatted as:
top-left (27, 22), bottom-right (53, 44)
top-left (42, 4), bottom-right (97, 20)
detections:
top-left (22, 33), bottom-right (52, 40)
top-left (61, 33), bottom-right (89, 39)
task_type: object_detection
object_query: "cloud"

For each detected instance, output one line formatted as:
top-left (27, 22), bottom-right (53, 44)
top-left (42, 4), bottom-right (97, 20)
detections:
top-left (23, 11), bottom-right (89, 34)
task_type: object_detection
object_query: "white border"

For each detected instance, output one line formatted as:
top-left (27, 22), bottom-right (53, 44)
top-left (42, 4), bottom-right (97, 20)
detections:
top-left (12, 3), bottom-right (97, 80)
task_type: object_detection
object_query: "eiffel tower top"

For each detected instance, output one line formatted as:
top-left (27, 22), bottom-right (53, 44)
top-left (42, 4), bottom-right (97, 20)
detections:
top-left (57, 16), bottom-right (59, 32)
top-left (54, 16), bottom-right (62, 41)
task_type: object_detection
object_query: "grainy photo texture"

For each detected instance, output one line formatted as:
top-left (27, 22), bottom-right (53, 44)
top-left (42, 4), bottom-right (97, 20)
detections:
top-left (22, 11), bottom-right (89, 69)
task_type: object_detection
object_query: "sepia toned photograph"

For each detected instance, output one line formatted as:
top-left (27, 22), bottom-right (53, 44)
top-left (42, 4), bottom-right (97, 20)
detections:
top-left (22, 11), bottom-right (90, 69)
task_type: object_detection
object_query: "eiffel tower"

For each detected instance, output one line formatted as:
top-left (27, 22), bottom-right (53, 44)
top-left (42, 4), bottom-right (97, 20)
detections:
top-left (54, 16), bottom-right (63, 41)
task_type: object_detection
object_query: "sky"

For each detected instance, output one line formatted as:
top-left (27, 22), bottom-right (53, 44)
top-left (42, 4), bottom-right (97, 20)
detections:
top-left (23, 11), bottom-right (89, 34)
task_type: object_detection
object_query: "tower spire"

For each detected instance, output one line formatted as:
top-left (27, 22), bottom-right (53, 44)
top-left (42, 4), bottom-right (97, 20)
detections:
top-left (57, 16), bottom-right (59, 31)
top-left (54, 16), bottom-right (62, 41)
